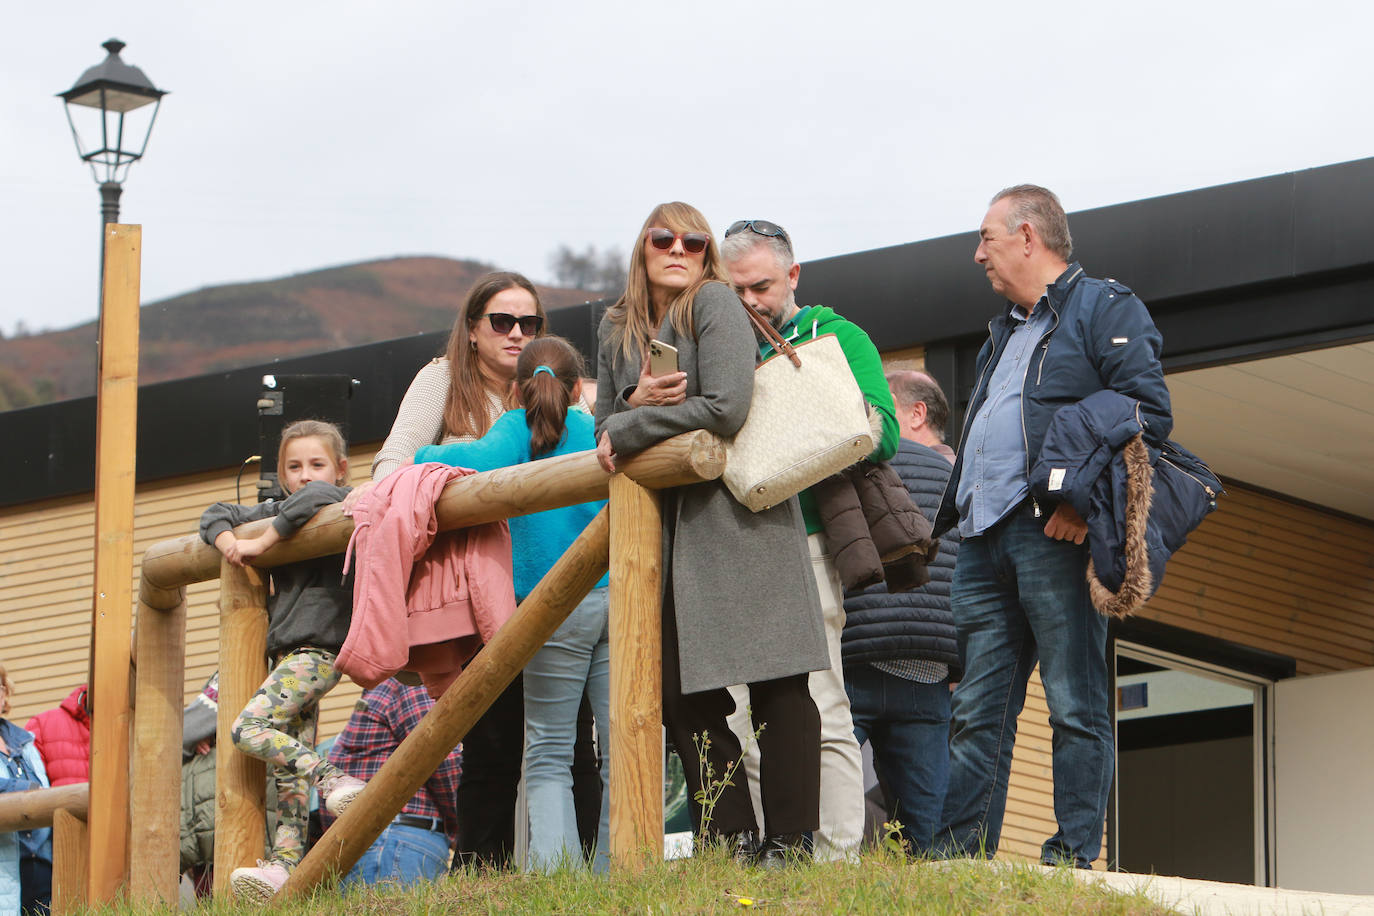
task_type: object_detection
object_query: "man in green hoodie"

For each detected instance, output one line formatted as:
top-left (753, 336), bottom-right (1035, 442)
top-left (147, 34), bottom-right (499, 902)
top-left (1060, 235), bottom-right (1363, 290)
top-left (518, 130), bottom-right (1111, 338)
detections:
top-left (721, 220), bottom-right (899, 863)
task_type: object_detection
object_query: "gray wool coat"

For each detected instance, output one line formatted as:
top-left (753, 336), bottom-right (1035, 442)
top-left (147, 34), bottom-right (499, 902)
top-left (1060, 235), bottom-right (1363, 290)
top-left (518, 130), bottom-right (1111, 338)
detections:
top-left (595, 281), bottom-right (829, 695)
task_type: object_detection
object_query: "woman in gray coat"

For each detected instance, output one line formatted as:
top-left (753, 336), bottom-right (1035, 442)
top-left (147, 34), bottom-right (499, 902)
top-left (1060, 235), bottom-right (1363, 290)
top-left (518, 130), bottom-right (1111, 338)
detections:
top-left (595, 202), bottom-right (828, 863)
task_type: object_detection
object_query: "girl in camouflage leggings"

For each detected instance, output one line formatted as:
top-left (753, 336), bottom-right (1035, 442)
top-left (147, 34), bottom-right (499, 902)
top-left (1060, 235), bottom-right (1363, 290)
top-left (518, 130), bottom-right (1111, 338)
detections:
top-left (199, 420), bottom-right (366, 903)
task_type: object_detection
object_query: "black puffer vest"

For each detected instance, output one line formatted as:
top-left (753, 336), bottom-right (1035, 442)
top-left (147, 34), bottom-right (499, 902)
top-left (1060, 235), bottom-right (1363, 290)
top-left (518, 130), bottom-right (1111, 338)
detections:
top-left (841, 439), bottom-right (961, 675)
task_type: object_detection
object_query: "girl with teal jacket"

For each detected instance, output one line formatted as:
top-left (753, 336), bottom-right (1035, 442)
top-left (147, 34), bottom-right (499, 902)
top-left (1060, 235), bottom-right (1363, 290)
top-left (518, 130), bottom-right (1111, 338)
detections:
top-left (417, 336), bottom-right (610, 872)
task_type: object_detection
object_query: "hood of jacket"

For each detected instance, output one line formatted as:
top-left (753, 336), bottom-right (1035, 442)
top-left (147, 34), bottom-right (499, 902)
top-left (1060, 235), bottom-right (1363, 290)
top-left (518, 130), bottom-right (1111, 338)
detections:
top-left (59, 685), bottom-right (90, 725)
top-left (765, 304), bottom-right (844, 355)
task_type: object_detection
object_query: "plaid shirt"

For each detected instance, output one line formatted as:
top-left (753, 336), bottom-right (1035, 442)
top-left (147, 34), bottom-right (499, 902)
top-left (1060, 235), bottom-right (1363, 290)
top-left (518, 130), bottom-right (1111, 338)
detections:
top-left (324, 679), bottom-right (461, 841)
top-left (871, 658), bottom-right (949, 683)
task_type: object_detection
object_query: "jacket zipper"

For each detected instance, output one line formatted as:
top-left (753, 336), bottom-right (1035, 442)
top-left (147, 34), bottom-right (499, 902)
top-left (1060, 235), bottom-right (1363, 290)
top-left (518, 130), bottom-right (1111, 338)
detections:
top-left (936, 319), bottom-right (996, 516)
top-left (1158, 455), bottom-right (1217, 499)
top-left (1023, 300), bottom-right (1060, 516)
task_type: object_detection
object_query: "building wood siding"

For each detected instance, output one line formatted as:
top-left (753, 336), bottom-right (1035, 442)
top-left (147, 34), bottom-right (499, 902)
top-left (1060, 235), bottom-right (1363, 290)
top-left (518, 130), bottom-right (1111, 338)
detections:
top-left (1139, 487), bottom-right (1374, 675)
top-left (0, 448), bottom-right (381, 741)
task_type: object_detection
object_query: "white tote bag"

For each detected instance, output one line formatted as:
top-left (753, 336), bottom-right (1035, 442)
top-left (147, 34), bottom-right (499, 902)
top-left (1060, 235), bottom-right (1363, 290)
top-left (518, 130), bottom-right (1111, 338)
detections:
top-left (722, 305), bottom-right (873, 511)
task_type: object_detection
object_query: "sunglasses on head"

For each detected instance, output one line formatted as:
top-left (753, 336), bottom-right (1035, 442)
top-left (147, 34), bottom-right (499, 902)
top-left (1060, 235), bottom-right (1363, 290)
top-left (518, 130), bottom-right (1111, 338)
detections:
top-left (482, 312), bottom-right (544, 336)
top-left (646, 228), bottom-right (710, 254)
top-left (725, 219), bottom-right (792, 252)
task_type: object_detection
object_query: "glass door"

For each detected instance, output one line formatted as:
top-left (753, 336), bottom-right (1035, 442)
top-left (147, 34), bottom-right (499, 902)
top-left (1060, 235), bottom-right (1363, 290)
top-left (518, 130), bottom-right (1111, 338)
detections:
top-left (1112, 642), bottom-right (1271, 884)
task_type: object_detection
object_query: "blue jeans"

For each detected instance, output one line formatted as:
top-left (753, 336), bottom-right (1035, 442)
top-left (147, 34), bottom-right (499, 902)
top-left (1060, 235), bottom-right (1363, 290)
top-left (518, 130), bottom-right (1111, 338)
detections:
top-left (940, 502), bottom-right (1112, 867)
top-left (341, 823), bottom-right (450, 888)
top-left (524, 586), bottom-right (610, 872)
top-left (845, 664), bottom-right (951, 854)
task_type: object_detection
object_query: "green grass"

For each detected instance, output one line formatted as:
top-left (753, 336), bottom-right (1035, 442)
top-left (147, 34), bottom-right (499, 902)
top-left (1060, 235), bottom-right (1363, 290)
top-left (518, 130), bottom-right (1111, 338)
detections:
top-left (91, 850), bottom-right (1175, 915)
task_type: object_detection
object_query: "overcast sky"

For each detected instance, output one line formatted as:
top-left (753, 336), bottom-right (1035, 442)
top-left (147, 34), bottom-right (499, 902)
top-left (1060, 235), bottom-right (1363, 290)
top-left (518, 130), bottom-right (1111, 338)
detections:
top-left (2, 1), bottom-right (1370, 336)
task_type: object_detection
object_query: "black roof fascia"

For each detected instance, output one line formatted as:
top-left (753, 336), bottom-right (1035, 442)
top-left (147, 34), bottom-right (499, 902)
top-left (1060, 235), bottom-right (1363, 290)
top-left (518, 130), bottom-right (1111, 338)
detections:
top-left (795, 157), bottom-right (1374, 355)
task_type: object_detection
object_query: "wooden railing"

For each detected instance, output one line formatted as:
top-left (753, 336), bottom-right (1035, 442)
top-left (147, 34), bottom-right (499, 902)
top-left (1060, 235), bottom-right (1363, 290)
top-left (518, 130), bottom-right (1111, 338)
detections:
top-left (39, 428), bottom-right (725, 907)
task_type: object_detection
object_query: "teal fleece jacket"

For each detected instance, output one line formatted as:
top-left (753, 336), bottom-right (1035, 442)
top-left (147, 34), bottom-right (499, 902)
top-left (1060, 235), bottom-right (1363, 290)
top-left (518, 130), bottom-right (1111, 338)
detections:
top-left (415, 408), bottom-right (609, 600)
top-left (761, 304), bottom-right (899, 534)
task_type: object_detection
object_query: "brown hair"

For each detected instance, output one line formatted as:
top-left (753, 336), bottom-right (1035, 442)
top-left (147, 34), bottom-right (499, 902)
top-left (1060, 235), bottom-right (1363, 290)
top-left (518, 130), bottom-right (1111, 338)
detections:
top-left (0, 661), bottom-right (13, 716)
top-left (443, 271), bottom-right (547, 439)
top-left (276, 419), bottom-right (348, 491)
top-left (516, 336), bottom-right (585, 458)
top-left (603, 202), bottom-right (731, 363)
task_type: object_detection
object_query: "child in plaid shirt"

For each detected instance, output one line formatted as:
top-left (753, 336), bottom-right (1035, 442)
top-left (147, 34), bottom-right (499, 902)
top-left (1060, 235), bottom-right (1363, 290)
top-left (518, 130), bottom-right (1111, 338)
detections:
top-left (324, 679), bottom-right (461, 886)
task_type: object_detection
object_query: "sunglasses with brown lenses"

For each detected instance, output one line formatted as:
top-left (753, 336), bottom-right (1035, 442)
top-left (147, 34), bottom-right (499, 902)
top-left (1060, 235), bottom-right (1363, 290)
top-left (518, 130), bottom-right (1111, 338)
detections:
top-left (645, 228), bottom-right (709, 254)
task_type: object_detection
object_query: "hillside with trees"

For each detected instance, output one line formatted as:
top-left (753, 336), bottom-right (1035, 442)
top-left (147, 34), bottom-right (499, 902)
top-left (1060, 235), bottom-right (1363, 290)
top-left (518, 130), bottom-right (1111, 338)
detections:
top-left (0, 256), bottom-right (603, 410)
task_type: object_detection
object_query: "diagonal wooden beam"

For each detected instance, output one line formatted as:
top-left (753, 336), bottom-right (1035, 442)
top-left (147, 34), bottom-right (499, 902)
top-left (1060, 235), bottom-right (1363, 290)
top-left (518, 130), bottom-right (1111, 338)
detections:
top-left (277, 507), bottom-right (611, 898)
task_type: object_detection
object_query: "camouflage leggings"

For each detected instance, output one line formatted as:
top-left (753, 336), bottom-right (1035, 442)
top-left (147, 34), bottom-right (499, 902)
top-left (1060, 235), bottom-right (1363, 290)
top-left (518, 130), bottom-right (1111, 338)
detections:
top-left (231, 647), bottom-right (344, 867)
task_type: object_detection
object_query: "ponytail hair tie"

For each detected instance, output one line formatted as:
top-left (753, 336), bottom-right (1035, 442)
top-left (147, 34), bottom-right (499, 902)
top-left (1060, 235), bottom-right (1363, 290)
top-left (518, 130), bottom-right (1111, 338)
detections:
top-left (532, 365), bottom-right (555, 378)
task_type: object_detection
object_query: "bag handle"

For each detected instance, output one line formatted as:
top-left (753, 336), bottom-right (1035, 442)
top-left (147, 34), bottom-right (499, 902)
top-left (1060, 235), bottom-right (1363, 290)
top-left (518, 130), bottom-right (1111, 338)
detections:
top-left (741, 301), bottom-right (803, 368)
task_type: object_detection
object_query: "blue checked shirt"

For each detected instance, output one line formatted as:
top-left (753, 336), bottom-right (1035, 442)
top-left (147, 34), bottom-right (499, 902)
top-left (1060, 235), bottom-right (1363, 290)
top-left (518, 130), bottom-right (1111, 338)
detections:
top-left (955, 299), bottom-right (1054, 537)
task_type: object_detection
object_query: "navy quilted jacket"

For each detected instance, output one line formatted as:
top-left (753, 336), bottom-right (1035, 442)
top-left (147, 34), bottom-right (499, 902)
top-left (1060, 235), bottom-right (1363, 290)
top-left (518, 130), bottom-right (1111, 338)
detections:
top-left (842, 439), bottom-right (961, 674)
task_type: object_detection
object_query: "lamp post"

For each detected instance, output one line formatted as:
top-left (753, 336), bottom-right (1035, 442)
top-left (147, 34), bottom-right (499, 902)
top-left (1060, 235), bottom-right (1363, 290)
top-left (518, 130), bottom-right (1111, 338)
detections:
top-left (58, 38), bottom-right (168, 277)
top-left (57, 41), bottom-right (167, 905)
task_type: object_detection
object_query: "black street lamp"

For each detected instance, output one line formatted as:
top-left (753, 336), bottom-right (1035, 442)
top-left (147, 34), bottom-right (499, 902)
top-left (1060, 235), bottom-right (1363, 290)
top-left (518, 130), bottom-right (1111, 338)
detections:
top-left (58, 38), bottom-right (168, 229)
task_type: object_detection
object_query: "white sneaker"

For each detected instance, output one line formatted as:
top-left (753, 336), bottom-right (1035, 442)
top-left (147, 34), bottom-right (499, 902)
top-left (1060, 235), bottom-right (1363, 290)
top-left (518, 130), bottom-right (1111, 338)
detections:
top-left (323, 774), bottom-right (367, 815)
top-left (230, 859), bottom-right (289, 903)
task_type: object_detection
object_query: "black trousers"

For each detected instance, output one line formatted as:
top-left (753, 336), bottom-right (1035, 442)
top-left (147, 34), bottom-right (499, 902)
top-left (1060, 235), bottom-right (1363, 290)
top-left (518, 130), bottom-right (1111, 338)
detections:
top-left (661, 587), bottom-right (821, 838)
top-left (453, 672), bottom-right (602, 868)
top-left (20, 855), bottom-right (51, 915)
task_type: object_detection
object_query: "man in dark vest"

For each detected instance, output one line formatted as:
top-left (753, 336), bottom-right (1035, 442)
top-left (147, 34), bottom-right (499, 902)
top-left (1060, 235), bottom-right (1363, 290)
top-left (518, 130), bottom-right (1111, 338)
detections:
top-left (842, 370), bottom-right (961, 855)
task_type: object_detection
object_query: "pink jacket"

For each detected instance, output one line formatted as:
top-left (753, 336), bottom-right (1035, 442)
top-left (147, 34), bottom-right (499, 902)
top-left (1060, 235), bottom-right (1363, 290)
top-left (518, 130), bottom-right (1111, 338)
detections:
top-left (338, 462), bottom-right (517, 696)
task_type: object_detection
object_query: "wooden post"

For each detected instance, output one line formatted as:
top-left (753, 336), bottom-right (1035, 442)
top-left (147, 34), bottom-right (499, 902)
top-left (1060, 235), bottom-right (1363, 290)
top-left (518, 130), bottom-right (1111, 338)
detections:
top-left (51, 809), bottom-right (89, 915)
top-left (608, 475), bottom-right (664, 868)
top-left (128, 582), bottom-right (187, 904)
top-left (86, 223), bottom-right (141, 904)
top-left (213, 561), bottom-right (269, 897)
top-left (277, 508), bottom-right (611, 899)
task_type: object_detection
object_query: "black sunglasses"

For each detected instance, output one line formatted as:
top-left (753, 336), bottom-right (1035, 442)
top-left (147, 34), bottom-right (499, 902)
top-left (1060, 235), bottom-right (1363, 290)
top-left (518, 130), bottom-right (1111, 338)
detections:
top-left (725, 219), bottom-right (792, 252)
top-left (646, 228), bottom-right (710, 254)
top-left (482, 312), bottom-right (544, 336)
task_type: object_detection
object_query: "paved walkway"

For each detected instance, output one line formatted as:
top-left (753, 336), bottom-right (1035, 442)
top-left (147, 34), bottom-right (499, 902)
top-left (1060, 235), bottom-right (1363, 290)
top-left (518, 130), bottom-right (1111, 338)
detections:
top-left (1053, 865), bottom-right (1374, 915)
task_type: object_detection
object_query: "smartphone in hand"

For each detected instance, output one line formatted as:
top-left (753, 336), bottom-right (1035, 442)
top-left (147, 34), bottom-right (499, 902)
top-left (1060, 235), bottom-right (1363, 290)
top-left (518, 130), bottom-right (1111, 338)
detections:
top-left (648, 339), bottom-right (679, 376)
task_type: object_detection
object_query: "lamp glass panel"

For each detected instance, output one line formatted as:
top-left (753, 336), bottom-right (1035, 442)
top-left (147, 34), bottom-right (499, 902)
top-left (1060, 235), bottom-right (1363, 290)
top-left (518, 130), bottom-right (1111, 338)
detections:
top-left (65, 85), bottom-right (159, 114)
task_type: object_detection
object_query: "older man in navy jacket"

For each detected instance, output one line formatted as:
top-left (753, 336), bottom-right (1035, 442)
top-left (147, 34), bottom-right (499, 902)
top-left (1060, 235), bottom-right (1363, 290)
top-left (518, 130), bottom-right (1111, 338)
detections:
top-left (932, 185), bottom-right (1171, 868)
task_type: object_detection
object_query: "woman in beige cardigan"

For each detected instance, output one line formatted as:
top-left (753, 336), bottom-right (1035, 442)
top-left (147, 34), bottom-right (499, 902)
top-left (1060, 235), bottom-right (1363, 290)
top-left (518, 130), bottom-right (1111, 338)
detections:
top-left (365, 271), bottom-right (547, 482)
top-left (347, 271), bottom-right (595, 869)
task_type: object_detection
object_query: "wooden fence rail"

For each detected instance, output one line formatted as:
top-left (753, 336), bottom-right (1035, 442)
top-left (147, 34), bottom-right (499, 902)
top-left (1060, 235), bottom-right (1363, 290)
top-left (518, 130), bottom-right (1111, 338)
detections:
top-left (110, 429), bottom-right (725, 905)
top-left (0, 784), bottom-right (89, 832)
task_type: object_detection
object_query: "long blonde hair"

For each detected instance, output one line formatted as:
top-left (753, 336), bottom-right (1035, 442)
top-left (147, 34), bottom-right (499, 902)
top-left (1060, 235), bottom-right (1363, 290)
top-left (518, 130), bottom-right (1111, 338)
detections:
top-left (443, 271), bottom-right (547, 439)
top-left (604, 202), bottom-right (730, 363)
